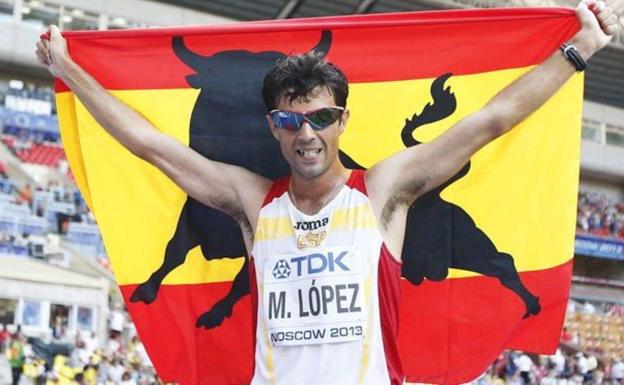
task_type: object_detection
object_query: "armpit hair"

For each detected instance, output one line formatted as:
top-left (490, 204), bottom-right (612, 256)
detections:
top-left (380, 177), bottom-right (427, 228)
top-left (216, 199), bottom-right (253, 239)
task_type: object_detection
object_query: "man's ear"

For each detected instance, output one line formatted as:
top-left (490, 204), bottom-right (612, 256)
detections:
top-left (266, 114), bottom-right (280, 140)
top-left (338, 108), bottom-right (350, 134)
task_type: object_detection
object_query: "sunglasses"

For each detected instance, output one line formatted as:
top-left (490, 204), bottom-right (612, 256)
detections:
top-left (269, 107), bottom-right (345, 131)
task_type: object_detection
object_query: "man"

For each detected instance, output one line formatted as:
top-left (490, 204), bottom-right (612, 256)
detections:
top-left (8, 333), bottom-right (25, 385)
top-left (612, 357), bottom-right (624, 384)
top-left (514, 352), bottom-right (534, 385)
top-left (0, 324), bottom-right (9, 352)
top-left (36, 1), bottom-right (616, 384)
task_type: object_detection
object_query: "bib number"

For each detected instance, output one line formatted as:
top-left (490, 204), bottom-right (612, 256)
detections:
top-left (263, 247), bottom-right (366, 346)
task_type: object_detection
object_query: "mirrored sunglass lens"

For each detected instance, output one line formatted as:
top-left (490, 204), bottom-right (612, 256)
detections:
top-left (307, 108), bottom-right (341, 128)
top-left (272, 111), bottom-right (302, 131)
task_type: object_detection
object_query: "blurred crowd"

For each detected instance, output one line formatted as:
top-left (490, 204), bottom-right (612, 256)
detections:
top-left (469, 300), bottom-right (624, 385)
top-left (1, 306), bottom-right (160, 385)
top-left (577, 191), bottom-right (624, 240)
top-left (3, 300), bottom-right (623, 385)
top-left (0, 175), bottom-right (96, 259)
top-left (471, 349), bottom-right (624, 385)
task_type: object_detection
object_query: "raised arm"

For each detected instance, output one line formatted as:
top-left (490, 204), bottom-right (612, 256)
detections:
top-left (36, 26), bottom-right (270, 230)
top-left (367, 0), bottom-right (618, 228)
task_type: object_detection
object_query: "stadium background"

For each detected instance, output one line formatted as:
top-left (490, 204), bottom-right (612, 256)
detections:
top-left (0, 0), bottom-right (622, 384)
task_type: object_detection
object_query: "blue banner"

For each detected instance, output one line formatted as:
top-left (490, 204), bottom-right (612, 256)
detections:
top-left (575, 234), bottom-right (624, 260)
top-left (0, 106), bottom-right (59, 138)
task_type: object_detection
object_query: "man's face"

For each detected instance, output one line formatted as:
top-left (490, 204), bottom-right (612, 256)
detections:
top-left (267, 86), bottom-right (349, 179)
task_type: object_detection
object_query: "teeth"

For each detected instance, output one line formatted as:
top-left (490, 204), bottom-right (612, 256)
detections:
top-left (298, 149), bottom-right (321, 157)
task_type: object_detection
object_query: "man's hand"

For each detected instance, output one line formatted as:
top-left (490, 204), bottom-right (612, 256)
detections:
top-left (573, 0), bottom-right (619, 58)
top-left (35, 25), bottom-right (71, 79)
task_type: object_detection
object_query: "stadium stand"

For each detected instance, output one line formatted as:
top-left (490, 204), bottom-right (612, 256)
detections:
top-left (577, 190), bottom-right (624, 240)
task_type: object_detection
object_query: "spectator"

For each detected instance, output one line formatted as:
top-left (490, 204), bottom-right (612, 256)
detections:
top-left (45, 371), bottom-right (60, 385)
top-left (83, 331), bottom-right (99, 357)
top-left (120, 371), bottom-right (137, 385)
top-left (582, 302), bottom-right (596, 314)
top-left (514, 352), bottom-right (534, 385)
top-left (8, 332), bottom-right (25, 385)
top-left (550, 349), bottom-right (566, 377)
top-left (110, 303), bottom-right (125, 334)
top-left (577, 352), bottom-right (589, 379)
top-left (612, 358), bottom-right (624, 384)
top-left (585, 354), bottom-right (598, 384)
top-left (83, 364), bottom-right (97, 385)
top-left (539, 367), bottom-right (558, 385)
top-left (571, 331), bottom-right (581, 346)
top-left (561, 327), bottom-right (572, 343)
top-left (0, 323), bottom-right (9, 351)
top-left (70, 340), bottom-right (90, 367)
top-left (105, 332), bottom-right (121, 357)
top-left (0, 159), bottom-right (8, 178)
top-left (108, 356), bottom-right (125, 384)
top-left (73, 372), bottom-right (86, 385)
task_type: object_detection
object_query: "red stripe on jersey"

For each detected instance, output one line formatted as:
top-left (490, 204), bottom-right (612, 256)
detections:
top-left (261, 176), bottom-right (289, 207)
top-left (263, 169), bottom-right (364, 208)
top-left (346, 169), bottom-right (367, 195)
top-left (378, 243), bottom-right (404, 384)
top-left (249, 256), bottom-right (258, 379)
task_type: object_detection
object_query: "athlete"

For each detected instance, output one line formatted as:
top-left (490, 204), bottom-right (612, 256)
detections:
top-left (36, 1), bottom-right (617, 384)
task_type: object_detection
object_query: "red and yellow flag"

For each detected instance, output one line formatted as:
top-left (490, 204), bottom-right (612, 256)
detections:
top-left (56, 8), bottom-right (582, 385)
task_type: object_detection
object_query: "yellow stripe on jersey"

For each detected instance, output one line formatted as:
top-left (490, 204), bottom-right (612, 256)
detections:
top-left (255, 202), bottom-right (378, 242)
top-left (255, 215), bottom-right (295, 242)
top-left (331, 203), bottom-right (378, 231)
top-left (258, 282), bottom-right (277, 385)
top-left (358, 272), bottom-right (375, 384)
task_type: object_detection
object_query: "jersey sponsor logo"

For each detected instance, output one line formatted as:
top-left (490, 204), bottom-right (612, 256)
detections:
top-left (290, 250), bottom-right (350, 276)
top-left (293, 217), bottom-right (329, 231)
top-left (297, 231), bottom-right (326, 249)
top-left (272, 259), bottom-right (292, 279)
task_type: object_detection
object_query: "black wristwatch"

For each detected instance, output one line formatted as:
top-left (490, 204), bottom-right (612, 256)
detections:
top-left (560, 42), bottom-right (587, 72)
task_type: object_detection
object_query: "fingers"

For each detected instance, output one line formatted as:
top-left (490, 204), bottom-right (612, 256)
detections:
top-left (49, 25), bottom-right (61, 43)
top-left (590, 0), bottom-right (606, 13)
top-left (598, 6), bottom-right (619, 35)
top-left (588, 0), bottom-right (619, 36)
top-left (603, 21), bottom-right (620, 35)
top-left (597, 4), bottom-right (612, 24)
top-left (35, 38), bottom-right (52, 66)
top-left (36, 25), bottom-right (63, 67)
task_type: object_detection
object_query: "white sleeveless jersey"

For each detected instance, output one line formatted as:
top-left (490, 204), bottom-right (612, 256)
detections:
top-left (250, 170), bottom-right (403, 385)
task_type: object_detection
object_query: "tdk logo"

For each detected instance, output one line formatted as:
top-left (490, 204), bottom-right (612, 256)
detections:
top-left (272, 259), bottom-right (292, 279)
top-left (290, 251), bottom-right (350, 277)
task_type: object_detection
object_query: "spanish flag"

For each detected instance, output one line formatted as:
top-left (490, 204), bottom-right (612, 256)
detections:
top-left (55, 8), bottom-right (582, 385)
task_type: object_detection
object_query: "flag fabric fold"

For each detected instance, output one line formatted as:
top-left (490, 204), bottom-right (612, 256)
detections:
top-left (55, 8), bottom-right (582, 385)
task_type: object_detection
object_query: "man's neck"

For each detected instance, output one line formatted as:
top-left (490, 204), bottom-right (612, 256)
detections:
top-left (290, 163), bottom-right (349, 214)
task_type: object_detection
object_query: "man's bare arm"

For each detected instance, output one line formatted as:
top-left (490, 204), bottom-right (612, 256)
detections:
top-left (36, 26), bottom-right (270, 227)
top-left (367, 0), bottom-right (618, 227)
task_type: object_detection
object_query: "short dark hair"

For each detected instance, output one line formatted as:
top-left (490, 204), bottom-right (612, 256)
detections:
top-left (262, 52), bottom-right (349, 112)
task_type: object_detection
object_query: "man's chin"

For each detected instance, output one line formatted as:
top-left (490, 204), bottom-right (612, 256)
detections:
top-left (293, 163), bottom-right (326, 179)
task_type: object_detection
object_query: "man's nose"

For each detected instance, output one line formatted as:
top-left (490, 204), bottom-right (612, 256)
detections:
top-left (297, 121), bottom-right (317, 141)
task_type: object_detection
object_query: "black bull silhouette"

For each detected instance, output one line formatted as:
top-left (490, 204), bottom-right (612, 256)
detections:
top-left (129, 31), bottom-right (541, 328)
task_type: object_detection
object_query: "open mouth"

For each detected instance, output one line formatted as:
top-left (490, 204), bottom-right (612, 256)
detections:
top-left (296, 149), bottom-right (322, 159)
